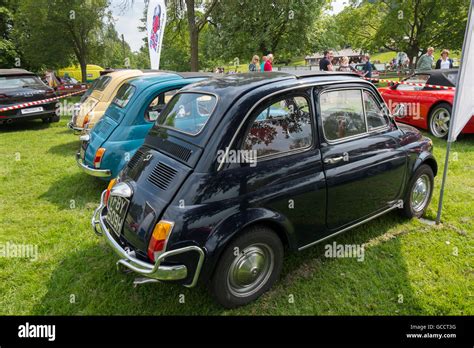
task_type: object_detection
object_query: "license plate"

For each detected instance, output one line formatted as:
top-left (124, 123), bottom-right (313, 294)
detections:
top-left (106, 195), bottom-right (129, 237)
top-left (21, 106), bottom-right (44, 114)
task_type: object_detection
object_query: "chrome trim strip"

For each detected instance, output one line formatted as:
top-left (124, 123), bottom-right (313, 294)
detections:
top-left (76, 152), bottom-right (112, 178)
top-left (217, 79), bottom-right (370, 171)
top-left (298, 200), bottom-right (403, 251)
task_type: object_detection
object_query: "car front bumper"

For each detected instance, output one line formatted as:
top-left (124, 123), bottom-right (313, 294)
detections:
top-left (91, 191), bottom-right (205, 287)
top-left (76, 152), bottom-right (111, 178)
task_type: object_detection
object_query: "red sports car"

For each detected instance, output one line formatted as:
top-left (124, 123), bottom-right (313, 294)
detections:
top-left (378, 69), bottom-right (474, 138)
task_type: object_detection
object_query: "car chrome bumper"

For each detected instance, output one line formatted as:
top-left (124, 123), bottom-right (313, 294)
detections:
top-left (76, 152), bottom-right (111, 178)
top-left (91, 191), bottom-right (205, 287)
top-left (67, 121), bottom-right (83, 134)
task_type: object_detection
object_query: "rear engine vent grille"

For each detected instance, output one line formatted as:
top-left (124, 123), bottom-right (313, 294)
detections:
top-left (148, 162), bottom-right (178, 190)
top-left (127, 149), bottom-right (144, 170)
top-left (156, 138), bottom-right (192, 162)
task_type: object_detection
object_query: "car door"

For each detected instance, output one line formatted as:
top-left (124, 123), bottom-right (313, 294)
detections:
top-left (317, 86), bottom-right (407, 231)
top-left (229, 89), bottom-right (327, 247)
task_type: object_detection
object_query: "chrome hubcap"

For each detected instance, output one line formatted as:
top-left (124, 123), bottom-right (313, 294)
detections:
top-left (431, 108), bottom-right (450, 137)
top-left (227, 243), bottom-right (274, 297)
top-left (411, 174), bottom-right (431, 212)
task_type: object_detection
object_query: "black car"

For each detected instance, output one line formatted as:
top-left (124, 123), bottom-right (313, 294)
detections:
top-left (92, 72), bottom-right (437, 308)
top-left (0, 69), bottom-right (59, 125)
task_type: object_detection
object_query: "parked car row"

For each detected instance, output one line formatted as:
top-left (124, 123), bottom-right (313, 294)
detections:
top-left (65, 69), bottom-right (439, 308)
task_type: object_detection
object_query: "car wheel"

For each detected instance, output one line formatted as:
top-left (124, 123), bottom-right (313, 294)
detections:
top-left (42, 117), bottom-right (50, 123)
top-left (210, 225), bottom-right (283, 308)
top-left (50, 114), bottom-right (60, 122)
top-left (428, 103), bottom-right (451, 138)
top-left (401, 164), bottom-right (434, 218)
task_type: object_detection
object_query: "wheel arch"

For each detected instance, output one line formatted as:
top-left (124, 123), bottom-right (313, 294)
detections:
top-left (199, 208), bottom-right (296, 283)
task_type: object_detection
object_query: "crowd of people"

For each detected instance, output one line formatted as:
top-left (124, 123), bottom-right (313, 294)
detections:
top-left (228, 47), bottom-right (455, 76)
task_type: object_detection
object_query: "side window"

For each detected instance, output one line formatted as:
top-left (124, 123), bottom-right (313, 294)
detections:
top-left (243, 95), bottom-right (313, 158)
top-left (320, 89), bottom-right (366, 141)
top-left (145, 89), bottom-right (179, 122)
top-left (363, 91), bottom-right (388, 130)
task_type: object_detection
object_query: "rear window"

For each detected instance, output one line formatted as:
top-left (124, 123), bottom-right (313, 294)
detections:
top-left (0, 75), bottom-right (45, 89)
top-left (112, 84), bottom-right (136, 108)
top-left (94, 75), bottom-right (111, 91)
top-left (157, 93), bottom-right (217, 135)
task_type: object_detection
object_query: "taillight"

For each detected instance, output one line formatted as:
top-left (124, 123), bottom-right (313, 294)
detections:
top-left (82, 114), bottom-right (90, 128)
top-left (93, 148), bottom-right (106, 168)
top-left (104, 178), bottom-right (116, 205)
top-left (147, 221), bottom-right (174, 262)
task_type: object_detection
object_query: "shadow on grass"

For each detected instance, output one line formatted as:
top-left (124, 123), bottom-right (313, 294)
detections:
top-left (39, 172), bottom-right (106, 210)
top-left (33, 211), bottom-right (423, 315)
top-left (48, 140), bottom-right (80, 157)
top-left (0, 119), bottom-right (51, 133)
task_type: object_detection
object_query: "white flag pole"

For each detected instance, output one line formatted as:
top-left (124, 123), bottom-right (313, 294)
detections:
top-left (435, 0), bottom-right (473, 224)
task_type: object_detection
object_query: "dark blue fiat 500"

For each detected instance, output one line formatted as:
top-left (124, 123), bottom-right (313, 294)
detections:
top-left (92, 72), bottom-right (437, 308)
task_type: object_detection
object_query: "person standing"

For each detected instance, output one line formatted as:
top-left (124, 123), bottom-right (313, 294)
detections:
top-left (248, 55), bottom-right (260, 72)
top-left (361, 54), bottom-right (373, 78)
top-left (436, 49), bottom-right (454, 69)
top-left (417, 47), bottom-right (435, 71)
top-left (319, 50), bottom-right (333, 71)
top-left (338, 56), bottom-right (354, 72)
top-left (260, 56), bottom-right (267, 71)
top-left (264, 54), bottom-right (274, 71)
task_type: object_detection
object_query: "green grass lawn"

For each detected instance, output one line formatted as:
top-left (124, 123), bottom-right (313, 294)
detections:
top-left (0, 115), bottom-right (472, 315)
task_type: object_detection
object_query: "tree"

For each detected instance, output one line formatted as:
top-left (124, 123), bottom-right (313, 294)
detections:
top-left (0, 0), bottom-right (20, 68)
top-left (335, 0), bottom-right (469, 66)
top-left (207, 0), bottom-right (329, 63)
top-left (14, 0), bottom-right (109, 81)
top-left (164, 0), bottom-right (217, 71)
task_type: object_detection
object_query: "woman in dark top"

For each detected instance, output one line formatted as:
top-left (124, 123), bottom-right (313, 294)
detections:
top-left (248, 55), bottom-right (260, 72)
top-left (436, 49), bottom-right (454, 69)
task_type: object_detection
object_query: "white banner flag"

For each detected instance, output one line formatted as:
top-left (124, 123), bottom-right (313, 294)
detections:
top-left (449, 0), bottom-right (474, 141)
top-left (147, 0), bottom-right (167, 70)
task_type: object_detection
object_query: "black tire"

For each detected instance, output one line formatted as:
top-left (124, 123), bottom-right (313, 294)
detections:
top-left (428, 103), bottom-right (451, 139)
top-left (50, 114), bottom-right (60, 122)
top-left (209, 225), bottom-right (284, 308)
top-left (401, 164), bottom-right (434, 218)
top-left (42, 117), bottom-right (50, 123)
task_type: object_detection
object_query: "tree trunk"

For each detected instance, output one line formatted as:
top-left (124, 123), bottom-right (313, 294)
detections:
top-left (80, 59), bottom-right (87, 83)
top-left (185, 0), bottom-right (199, 71)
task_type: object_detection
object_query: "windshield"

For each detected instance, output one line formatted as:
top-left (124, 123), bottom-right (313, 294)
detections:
top-left (444, 71), bottom-right (458, 86)
top-left (157, 93), bottom-right (217, 135)
top-left (0, 75), bottom-right (45, 89)
top-left (94, 75), bottom-right (111, 91)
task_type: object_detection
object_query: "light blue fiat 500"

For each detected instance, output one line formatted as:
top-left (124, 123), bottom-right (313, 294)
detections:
top-left (76, 72), bottom-right (212, 179)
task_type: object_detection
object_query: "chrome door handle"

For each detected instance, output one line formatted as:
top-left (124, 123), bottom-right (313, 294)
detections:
top-left (324, 156), bottom-right (344, 164)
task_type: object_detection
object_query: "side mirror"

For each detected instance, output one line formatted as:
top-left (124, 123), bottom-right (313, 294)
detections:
top-left (392, 103), bottom-right (406, 118)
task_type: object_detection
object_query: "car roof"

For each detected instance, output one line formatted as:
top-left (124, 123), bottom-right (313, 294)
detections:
top-left (411, 69), bottom-right (457, 87)
top-left (0, 68), bottom-right (36, 76)
top-left (126, 71), bottom-right (217, 89)
top-left (180, 71), bottom-right (364, 99)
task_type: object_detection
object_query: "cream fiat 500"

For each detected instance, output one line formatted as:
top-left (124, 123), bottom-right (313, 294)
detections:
top-left (68, 70), bottom-right (152, 134)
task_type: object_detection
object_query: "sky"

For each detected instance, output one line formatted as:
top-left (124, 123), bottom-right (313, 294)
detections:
top-left (110, 0), bottom-right (348, 53)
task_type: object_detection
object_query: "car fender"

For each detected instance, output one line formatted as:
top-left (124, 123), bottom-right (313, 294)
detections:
top-left (199, 207), bottom-right (297, 282)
